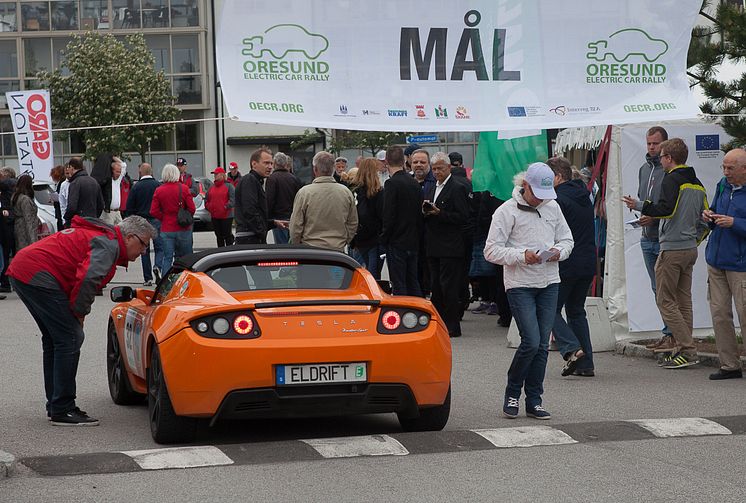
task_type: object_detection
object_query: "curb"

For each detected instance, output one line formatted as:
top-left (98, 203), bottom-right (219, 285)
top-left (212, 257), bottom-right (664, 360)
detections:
top-left (0, 450), bottom-right (16, 477)
top-left (16, 415), bottom-right (746, 477)
top-left (615, 340), bottom-right (723, 367)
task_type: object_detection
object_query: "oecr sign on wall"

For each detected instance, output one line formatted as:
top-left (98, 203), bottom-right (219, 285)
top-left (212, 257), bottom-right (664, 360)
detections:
top-left (5, 90), bottom-right (54, 179)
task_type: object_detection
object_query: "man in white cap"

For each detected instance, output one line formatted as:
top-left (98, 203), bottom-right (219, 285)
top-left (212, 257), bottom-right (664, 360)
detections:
top-left (484, 162), bottom-right (574, 421)
top-left (376, 150), bottom-right (390, 185)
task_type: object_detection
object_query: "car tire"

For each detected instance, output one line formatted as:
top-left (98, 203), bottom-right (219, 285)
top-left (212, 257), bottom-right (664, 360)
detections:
top-left (148, 345), bottom-right (196, 444)
top-left (107, 320), bottom-right (145, 405)
top-left (397, 385), bottom-right (451, 432)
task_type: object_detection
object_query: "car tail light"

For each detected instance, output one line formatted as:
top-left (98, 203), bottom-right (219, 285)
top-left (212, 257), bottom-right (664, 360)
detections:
top-left (377, 308), bottom-right (431, 334)
top-left (190, 311), bottom-right (261, 339)
top-left (381, 310), bottom-right (400, 330)
top-left (233, 315), bottom-right (253, 335)
top-left (257, 261), bottom-right (299, 267)
top-left (37, 219), bottom-right (54, 238)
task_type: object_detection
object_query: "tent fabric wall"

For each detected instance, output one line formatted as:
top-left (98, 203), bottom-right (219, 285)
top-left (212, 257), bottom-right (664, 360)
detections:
top-left (603, 119), bottom-right (728, 340)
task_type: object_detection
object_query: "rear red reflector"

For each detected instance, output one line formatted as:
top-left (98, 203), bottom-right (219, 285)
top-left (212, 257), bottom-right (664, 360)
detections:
top-left (233, 315), bottom-right (254, 335)
top-left (257, 261), bottom-right (299, 267)
top-left (382, 310), bottom-right (401, 330)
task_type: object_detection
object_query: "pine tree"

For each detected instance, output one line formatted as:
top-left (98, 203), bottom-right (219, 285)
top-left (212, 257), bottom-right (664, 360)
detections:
top-left (688, 1), bottom-right (746, 149)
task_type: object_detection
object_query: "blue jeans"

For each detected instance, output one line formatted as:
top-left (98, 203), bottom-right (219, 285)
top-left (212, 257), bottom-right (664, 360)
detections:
top-left (553, 276), bottom-right (594, 370)
top-left (358, 245), bottom-right (383, 280)
top-left (11, 278), bottom-right (85, 416)
top-left (161, 230), bottom-right (193, 273)
top-left (141, 218), bottom-right (164, 282)
top-left (272, 227), bottom-right (290, 244)
top-left (640, 237), bottom-right (671, 336)
top-left (505, 283), bottom-right (559, 407)
top-left (387, 246), bottom-right (421, 296)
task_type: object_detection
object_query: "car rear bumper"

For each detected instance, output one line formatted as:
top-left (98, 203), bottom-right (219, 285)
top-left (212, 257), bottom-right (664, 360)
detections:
top-left (158, 326), bottom-right (451, 417)
top-left (211, 383), bottom-right (418, 425)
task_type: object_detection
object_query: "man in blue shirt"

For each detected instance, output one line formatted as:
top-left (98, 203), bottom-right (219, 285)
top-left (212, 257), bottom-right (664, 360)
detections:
top-left (704, 148), bottom-right (746, 380)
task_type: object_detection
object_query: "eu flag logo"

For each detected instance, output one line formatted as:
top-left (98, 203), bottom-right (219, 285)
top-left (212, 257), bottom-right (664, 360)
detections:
top-left (695, 134), bottom-right (719, 151)
top-left (507, 107), bottom-right (527, 117)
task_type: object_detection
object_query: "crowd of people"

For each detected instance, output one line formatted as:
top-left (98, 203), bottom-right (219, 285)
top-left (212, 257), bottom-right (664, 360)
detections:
top-left (4, 131), bottom-right (745, 426)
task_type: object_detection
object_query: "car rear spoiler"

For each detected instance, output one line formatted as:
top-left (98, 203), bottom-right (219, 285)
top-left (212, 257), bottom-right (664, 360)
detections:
top-left (254, 299), bottom-right (381, 309)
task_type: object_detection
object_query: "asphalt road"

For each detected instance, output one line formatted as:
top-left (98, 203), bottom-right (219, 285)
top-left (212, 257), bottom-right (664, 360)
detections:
top-left (2, 232), bottom-right (745, 501)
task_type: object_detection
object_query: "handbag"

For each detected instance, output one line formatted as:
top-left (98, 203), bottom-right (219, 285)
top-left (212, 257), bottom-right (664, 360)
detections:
top-left (176, 183), bottom-right (193, 228)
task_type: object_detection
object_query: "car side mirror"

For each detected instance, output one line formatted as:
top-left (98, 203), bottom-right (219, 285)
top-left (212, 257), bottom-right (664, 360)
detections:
top-left (377, 280), bottom-right (392, 295)
top-left (110, 286), bottom-right (135, 303)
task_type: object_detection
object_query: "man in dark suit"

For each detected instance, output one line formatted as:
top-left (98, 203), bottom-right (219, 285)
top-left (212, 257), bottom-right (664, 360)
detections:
top-left (380, 146), bottom-right (423, 296)
top-left (424, 152), bottom-right (470, 337)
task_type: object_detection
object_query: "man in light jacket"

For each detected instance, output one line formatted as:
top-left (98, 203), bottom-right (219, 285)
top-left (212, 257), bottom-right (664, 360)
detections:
top-left (484, 162), bottom-right (573, 421)
top-left (290, 151), bottom-right (357, 252)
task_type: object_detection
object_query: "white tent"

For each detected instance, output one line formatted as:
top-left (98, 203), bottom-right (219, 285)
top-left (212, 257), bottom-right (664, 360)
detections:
top-left (557, 119), bottom-right (730, 340)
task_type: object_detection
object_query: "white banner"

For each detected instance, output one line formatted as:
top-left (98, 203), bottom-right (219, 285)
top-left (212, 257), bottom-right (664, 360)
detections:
top-left (5, 90), bottom-right (54, 179)
top-left (216, 0), bottom-right (702, 131)
top-left (621, 123), bottom-right (731, 332)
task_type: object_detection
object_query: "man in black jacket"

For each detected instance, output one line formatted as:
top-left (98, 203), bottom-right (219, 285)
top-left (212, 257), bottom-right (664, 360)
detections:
top-left (380, 145), bottom-right (423, 296)
top-left (63, 157), bottom-right (104, 229)
top-left (548, 156), bottom-right (597, 377)
top-left (424, 152), bottom-right (471, 337)
top-left (235, 148), bottom-right (288, 244)
top-left (267, 152), bottom-right (302, 244)
top-left (126, 163), bottom-right (164, 285)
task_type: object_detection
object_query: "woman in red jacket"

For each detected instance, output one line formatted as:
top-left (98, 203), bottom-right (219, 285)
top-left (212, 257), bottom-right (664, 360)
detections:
top-left (150, 163), bottom-right (195, 273)
top-left (205, 167), bottom-right (235, 247)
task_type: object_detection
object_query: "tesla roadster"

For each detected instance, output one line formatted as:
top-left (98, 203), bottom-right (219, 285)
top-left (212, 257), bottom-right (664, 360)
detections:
top-left (107, 245), bottom-right (452, 443)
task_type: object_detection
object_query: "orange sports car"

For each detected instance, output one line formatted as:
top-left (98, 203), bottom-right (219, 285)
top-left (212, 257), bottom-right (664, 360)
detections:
top-left (107, 246), bottom-right (452, 443)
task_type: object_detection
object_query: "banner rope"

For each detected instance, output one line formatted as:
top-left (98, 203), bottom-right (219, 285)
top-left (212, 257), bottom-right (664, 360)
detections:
top-left (0, 113), bottom-right (742, 137)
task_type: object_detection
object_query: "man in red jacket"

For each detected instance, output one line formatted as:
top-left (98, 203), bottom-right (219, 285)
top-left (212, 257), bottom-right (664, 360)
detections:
top-left (205, 167), bottom-right (235, 247)
top-left (8, 215), bottom-right (156, 426)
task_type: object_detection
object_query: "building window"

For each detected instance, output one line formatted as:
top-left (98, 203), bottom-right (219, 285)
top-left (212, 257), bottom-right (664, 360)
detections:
top-left (171, 0), bottom-right (198, 27)
top-left (80, 0), bottom-right (109, 30)
top-left (0, 2), bottom-right (17, 32)
top-left (21, 2), bottom-right (50, 31)
top-left (51, 0), bottom-right (78, 30)
top-left (24, 37), bottom-right (52, 76)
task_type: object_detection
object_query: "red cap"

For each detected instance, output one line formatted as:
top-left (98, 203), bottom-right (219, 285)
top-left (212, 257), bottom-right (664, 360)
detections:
top-left (229, 162), bottom-right (238, 169)
top-left (211, 167), bottom-right (226, 174)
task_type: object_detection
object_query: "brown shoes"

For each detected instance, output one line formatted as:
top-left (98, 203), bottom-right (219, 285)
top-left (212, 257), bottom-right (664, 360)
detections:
top-left (648, 336), bottom-right (677, 353)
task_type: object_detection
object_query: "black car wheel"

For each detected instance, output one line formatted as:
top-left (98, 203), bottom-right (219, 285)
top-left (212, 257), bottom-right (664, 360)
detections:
top-left (148, 345), bottom-right (196, 444)
top-left (107, 320), bottom-right (145, 405)
top-left (397, 385), bottom-right (451, 432)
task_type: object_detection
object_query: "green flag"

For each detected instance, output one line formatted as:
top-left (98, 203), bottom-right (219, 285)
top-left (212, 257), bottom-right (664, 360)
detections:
top-left (472, 131), bottom-right (549, 201)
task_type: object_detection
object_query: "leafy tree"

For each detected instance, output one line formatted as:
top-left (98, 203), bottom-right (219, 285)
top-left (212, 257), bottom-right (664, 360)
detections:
top-left (38, 33), bottom-right (179, 160)
top-left (689, 1), bottom-right (746, 149)
top-left (329, 130), bottom-right (409, 156)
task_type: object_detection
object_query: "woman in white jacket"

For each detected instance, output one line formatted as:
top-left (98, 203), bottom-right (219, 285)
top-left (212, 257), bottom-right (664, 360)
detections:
top-left (484, 163), bottom-right (574, 420)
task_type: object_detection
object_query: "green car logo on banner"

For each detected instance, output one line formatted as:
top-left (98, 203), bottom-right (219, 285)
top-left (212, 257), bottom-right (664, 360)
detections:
top-left (585, 28), bottom-right (668, 85)
top-left (242, 24), bottom-right (330, 60)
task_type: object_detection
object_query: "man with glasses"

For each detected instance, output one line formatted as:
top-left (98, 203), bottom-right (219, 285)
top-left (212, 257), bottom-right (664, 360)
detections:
top-left (623, 138), bottom-right (710, 369)
top-left (8, 215), bottom-right (156, 426)
top-left (623, 126), bottom-right (673, 352)
top-left (703, 148), bottom-right (746, 380)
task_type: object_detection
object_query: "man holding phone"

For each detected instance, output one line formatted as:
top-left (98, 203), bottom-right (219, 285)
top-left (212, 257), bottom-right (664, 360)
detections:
top-left (703, 148), bottom-right (746, 380)
top-left (484, 162), bottom-right (573, 420)
top-left (423, 152), bottom-right (471, 338)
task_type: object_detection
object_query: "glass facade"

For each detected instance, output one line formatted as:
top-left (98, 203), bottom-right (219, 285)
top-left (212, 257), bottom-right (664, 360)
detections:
top-left (0, 0), bottom-right (205, 170)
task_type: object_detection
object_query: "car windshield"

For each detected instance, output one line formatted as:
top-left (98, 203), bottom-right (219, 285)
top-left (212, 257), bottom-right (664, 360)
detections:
top-left (34, 185), bottom-right (55, 206)
top-left (207, 262), bottom-right (353, 291)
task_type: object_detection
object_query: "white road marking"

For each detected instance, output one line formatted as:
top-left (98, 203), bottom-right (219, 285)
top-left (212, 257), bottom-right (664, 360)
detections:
top-left (628, 417), bottom-right (732, 438)
top-left (472, 426), bottom-right (578, 448)
top-left (302, 435), bottom-right (409, 458)
top-left (122, 446), bottom-right (234, 470)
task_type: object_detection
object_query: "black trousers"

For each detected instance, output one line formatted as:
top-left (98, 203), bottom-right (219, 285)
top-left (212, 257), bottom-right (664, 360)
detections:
top-left (428, 256), bottom-right (465, 336)
top-left (212, 218), bottom-right (234, 247)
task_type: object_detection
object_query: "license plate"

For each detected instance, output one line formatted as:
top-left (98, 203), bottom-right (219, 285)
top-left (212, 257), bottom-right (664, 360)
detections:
top-left (276, 362), bottom-right (367, 385)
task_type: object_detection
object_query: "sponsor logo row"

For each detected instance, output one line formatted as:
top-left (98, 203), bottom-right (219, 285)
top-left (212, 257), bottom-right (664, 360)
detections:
top-left (336, 105), bottom-right (472, 120)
